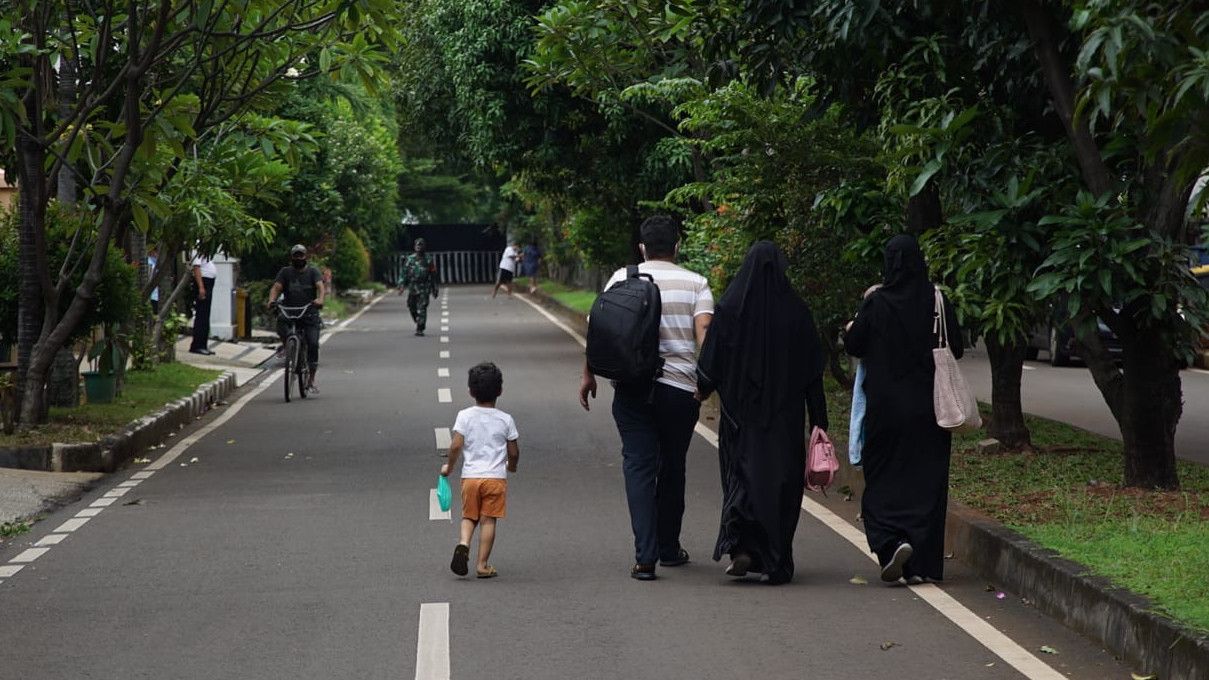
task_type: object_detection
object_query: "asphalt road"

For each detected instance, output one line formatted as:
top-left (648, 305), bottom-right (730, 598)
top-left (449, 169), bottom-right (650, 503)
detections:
top-left (0, 288), bottom-right (1139, 679)
top-left (960, 348), bottom-right (1209, 466)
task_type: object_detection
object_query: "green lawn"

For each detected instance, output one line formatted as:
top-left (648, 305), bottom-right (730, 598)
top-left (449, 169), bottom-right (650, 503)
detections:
top-left (0, 362), bottom-right (222, 447)
top-left (537, 281), bottom-right (597, 315)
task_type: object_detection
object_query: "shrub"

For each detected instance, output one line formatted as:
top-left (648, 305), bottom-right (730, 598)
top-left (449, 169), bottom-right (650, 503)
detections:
top-left (328, 227), bottom-right (370, 290)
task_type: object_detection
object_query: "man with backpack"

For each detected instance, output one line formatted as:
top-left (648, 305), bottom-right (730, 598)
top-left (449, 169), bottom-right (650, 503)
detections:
top-left (578, 215), bottom-right (714, 581)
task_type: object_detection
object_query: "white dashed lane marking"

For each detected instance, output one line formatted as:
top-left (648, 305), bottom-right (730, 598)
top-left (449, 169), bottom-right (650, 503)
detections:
top-left (34, 534), bottom-right (67, 547)
top-left (0, 565), bottom-right (24, 578)
top-left (440, 351), bottom-right (450, 359)
top-left (437, 388), bottom-right (452, 403)
top-left (437, 368), bottom-right (450, 378)
top-left (54, 518), bottom-right (90, 533)
top-left (439, 336), bottom-right (449, 344)
top-left (428, 489), bottom-right (451, 522)
top-left (10, 548), bottom-right (50, 564)
top-left (131, 470), bottom-right (155, 480)
top-left (434, 428), bottom-right (451, 450)
top-left (415, 603), bottom-right (451, 679)
top-left (74, 508), bottom-right (102, 518)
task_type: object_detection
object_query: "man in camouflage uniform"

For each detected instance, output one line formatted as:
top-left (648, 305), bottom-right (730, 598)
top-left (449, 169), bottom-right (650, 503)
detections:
top-left (397, 238), bottom-right (439, 336)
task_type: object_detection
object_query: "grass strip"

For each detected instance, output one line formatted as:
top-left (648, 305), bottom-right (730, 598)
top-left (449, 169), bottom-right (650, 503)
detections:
top-left (0, 362), bottom-right (222, 448)
top-left (537, 281), bottom-right (597, 315)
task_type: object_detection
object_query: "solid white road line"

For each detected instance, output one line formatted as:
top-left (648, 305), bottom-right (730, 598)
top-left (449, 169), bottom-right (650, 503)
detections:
top-left (428, 489), bottom-right (451, 522)
top-left (797, 493), bottom-right (1064, 680)
top-left (34, 534), bottom-right (67, 547)
top-left (437, 368), bottom-right (450, 378)
top-left (10, 548), bottom-right (50, 564)
top-left (434, 427), bottom-right (452, 450)
top-left (439, 336), bottom-right (449, 344)
top-left (437, 388), bottom-right (452, 403)
top-left (515, 295), bottom-right (587, 347)
top-left (440, 351), bottom-right (450, 359)
top-left (415, 603), bottom-right (451, 680)
top-left (525, 290), bottom-right (1066, 680)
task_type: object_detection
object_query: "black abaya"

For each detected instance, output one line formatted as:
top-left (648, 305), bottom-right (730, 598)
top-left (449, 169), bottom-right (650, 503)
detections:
top-left (845, 235), bottom-right (961, 580)
top-left (698, 242), bottom-right (829, 584)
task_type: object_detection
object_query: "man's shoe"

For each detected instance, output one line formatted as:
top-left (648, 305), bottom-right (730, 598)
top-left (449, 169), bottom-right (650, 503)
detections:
top-left (725, 553), bottom-right (752, 577)
top-left (188, 348), bottom-right (214, 356)
top-left (630, 563), bottom-right (656, 581)
top-left (415, 330), bottom-right (425, 337)
top-left (659, 548), bottom-right (690, 567)
top-left (880, 542), bottom-right (913, 583)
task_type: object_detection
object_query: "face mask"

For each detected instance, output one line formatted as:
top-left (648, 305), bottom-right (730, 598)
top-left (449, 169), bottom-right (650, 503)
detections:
top-left (292, 258), bottom-right (306, 269)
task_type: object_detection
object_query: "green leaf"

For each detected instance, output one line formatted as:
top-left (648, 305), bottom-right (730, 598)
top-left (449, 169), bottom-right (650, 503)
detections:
top-left (910, 159), bottom-right (942, 197)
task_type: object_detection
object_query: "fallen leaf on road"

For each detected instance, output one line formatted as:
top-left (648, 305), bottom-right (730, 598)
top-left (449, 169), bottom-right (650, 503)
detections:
top-left (849, 576), bottom-right (868, 585)
top-left (1130, 674), bottom-right (1157, 680)
top-left (1039, 645), bottom-right (1059, 655)
top-left (985, 662), bottom-right (995, 668)
top-left (226, 439), bottom-right (235, 445)
top-left (944, 552), bottom-right (954, 560)
top-left (179, 463), bottom-right (188, 467)
top-left (996, 592), bottom-right (1006, 600)
top-left (984, 584), bottom-right (995, 592)
top-left (133, 457), bottom-right (151, 464)
top-left (123, 499), bottom-right (145, 506)
top-left (189, 457), bottom-right (199, 463)
top-left (880, 641), bottom-right (899, 651)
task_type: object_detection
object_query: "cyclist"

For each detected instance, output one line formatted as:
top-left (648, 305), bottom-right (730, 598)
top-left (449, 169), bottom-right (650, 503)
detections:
top-left (268, 244), bottom-right (325, 392)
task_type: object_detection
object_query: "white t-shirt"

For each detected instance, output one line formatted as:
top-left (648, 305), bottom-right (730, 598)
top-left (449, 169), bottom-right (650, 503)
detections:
top-left (191, 255), bottom-right (218, 279)
top-left (499, 246), bottom-right (519, 274)
top-left (453, 406), bottom-right (519, 479)
top-left (603, 261), bottom-right (714, 393)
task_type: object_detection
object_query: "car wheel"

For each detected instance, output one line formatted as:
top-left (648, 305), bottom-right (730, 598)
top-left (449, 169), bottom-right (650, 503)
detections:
top-left (1049, 328), bottom-right (1071, 367)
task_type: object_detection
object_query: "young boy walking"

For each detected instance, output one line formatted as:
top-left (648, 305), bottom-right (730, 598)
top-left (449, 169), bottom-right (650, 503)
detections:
top-left (440, 362), bottom-right (520, 578)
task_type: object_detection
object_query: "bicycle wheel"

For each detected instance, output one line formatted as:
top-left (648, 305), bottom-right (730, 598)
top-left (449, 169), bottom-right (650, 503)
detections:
top-left (284, 335), bottom-right (298, 403)
top-left (297, 340), bottom-right (309, 399)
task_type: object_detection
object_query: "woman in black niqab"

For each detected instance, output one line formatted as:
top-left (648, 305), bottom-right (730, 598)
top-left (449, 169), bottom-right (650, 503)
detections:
top-left (697, 241), bottom-right (829, 584)
top-left (845, 234), bottom-right (962, 583)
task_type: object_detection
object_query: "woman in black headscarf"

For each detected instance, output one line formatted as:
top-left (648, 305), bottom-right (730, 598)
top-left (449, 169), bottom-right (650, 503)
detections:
top-left (697, 241), bottom-right (829, 584)
top-left (845, 234), bottom-right (962, 584)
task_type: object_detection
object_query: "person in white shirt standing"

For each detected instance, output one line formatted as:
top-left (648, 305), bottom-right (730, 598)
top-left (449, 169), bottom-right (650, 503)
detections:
top-left (441, 362), bottom-right (521, 578)
top-left (190, 252), bottom-right (218, 355)
top-left (492, 241), bottom-right (520, 298)
top-left (578, 215), bottom-right (714, 580)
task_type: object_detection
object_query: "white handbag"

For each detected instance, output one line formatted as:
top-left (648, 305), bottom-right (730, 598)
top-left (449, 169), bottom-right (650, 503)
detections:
top-left (932, 287), bottom-right (982, 433)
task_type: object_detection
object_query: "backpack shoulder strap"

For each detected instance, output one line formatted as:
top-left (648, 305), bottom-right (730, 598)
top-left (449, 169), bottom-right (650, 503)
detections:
top-left (626, 264), bottom-right (640, 279)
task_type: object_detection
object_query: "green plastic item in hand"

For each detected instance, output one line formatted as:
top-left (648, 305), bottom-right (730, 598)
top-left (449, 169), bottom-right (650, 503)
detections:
top-left (436, 475), bottom-right (452, 512)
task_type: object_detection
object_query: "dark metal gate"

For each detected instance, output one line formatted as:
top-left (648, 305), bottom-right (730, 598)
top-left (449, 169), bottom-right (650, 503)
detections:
top-left (384, 223), bottom-right (506, 286)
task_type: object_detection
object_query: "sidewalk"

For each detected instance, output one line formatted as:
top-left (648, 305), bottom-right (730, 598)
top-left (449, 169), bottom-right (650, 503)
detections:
top-left (174, 337), bottom-right (275, 387)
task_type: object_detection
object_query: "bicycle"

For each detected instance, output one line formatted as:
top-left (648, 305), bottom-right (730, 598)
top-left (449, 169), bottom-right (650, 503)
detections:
top-left (273, 303), bottom-right (319, 402)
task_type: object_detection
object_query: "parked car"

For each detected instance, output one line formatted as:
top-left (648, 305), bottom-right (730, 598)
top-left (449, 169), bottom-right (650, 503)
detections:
top-left (1026, 312), bottom-right (1122, 367)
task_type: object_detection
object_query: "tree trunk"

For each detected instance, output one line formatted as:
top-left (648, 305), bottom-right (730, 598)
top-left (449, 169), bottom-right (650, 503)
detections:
top-left (1119, 325), bottom-right (1182, 489)
top-left (56, 55), bottom-right (78, 205)
top-left (15, 134), bottom-right (48, 424)
top-left (46, 346), bottom-right (79, 408)
top-left (905, 185), bottom-right (943, 235)
top-left (984, 336), bottom-right (1032, 451)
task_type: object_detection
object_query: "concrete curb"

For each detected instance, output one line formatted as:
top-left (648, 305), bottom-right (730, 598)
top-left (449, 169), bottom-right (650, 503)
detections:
top-left (946, 503), bottom-right (1209, 680)
top-left (531, 284), bottom-right (1209, 680)
top-left (0, 371), bottom-right (238, 473)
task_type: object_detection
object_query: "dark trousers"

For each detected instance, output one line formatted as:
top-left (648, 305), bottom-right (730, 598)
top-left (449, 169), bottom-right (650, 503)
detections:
top-left (190, 277), bottom-right (215, 351)
top-left (611, 382), bottom-right (701, 565)
top-left (407, 292), bottom-right (430, 331)
top-left (277, 316), bottom-right (321, 367)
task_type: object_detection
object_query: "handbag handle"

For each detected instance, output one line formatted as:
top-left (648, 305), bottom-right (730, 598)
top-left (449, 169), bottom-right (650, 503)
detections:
top-left (933, 286), bottom-right (949, 350)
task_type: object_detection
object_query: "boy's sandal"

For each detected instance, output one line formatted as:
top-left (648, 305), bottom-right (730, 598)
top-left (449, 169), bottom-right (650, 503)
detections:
top-left (450, 544), bottom-right (470, 577)
top-left (476, 566), bottom-right (498, 579)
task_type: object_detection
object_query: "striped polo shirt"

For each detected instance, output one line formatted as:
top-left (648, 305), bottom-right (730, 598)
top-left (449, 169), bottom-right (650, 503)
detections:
top-left (603, 260), bottom-right (714, 393)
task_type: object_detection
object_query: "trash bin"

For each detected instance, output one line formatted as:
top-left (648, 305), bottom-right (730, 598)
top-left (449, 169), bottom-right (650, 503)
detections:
top-left (235, 288), bottom-right (248, 339)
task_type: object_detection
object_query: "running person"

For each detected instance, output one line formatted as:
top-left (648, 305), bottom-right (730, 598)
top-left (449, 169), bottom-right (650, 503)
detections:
top-left (397, 238), bottom-right (439, 336)
top-left (492, 241), bottom-right (520, 298)
top-left (268, 245), bottom-right (325, 392)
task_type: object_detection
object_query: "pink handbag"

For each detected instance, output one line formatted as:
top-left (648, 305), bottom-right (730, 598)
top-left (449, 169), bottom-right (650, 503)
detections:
top-left (806, 427), bottom-right (839, 493)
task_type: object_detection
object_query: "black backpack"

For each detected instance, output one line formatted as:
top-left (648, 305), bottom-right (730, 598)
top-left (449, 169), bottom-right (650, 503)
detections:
top-left (587, 266), bottom-right (664, 384)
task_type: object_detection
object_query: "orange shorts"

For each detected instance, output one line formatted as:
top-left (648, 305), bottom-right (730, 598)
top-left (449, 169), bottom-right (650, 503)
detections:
top-left (461, 478), bottom-right (507, 520)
